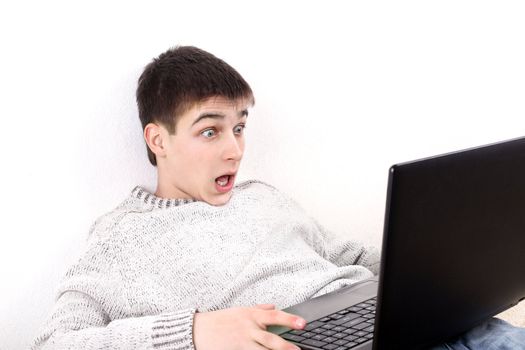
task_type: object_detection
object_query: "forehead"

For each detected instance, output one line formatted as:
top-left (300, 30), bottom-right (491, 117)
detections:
top-left (194, 96), bottom-right (252, 113)
top-left (176, 96), bottom-right (251, 128)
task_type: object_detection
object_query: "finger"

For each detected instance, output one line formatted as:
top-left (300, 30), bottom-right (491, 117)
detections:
top-left (258, 309), bottom-right (306, 330)
top-left (253, 330), bottom-right (300, 350)
top-left (254, 304), bottom-right (276, 310)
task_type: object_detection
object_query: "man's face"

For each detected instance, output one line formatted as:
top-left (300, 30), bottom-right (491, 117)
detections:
top-left (156, 96), bottom-right (250, 206)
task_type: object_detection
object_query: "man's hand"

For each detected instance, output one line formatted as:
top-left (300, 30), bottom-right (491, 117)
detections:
top-left (193, 304), bottom-right (306, 350)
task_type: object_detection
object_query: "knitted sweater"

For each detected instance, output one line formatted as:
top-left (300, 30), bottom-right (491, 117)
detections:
top-left (31, 180), bottom-right (380, 350)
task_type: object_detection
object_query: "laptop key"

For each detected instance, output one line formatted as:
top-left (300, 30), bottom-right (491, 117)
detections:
top-left (322, 336), bottom-right (337, 343)
top-left (353, 331), bottom-right (368, 337)
top-left (343, 334), bottom-right (357, 342)
top-left (305, 321), bottom-right (326, 331)
top-left (333, 332), bottom-right (347, 339)
top-left (342, 317), bottom-right (367, 328)
top-left (352, 322), bottom-right (369, 330)
top-left (333, 339), bottom-right (349, 346)
top-left (312, 334), bottom-right (327, 341)
top-left (329, 313), bottom-right (361, 325)
top-left (301, 331), bottom-right (316, 338)
top-left (322, 345), bottom-right (339, 350)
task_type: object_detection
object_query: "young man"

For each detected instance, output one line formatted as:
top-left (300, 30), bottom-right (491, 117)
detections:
top-left (30, 46), bottom-right (379, 350)
top-left (31, 46), bottom-right (523, 350)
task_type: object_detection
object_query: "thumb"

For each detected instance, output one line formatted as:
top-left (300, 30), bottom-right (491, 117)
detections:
top-left (254, 303), bottom-right (276, 310)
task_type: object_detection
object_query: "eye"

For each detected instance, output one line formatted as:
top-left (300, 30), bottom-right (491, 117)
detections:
top-left (234, 124), bottom-right (246, 135)
top-left (201, 129), bottom-right (217, 138)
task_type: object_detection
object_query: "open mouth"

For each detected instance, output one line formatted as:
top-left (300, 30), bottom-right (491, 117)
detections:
top-left (215, 174), bottom-right (235, 193)
top-left (216, 175), bottom-right (230, 187)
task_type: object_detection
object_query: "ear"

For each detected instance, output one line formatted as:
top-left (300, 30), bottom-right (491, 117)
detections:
top-left (144, 123), bottom-right (168, 160)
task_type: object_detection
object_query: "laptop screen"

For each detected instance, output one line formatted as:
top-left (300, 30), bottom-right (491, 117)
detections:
top-left (374, 137), bottom-right (525, 349)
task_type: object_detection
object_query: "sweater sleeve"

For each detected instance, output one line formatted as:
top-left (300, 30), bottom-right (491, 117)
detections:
top-left (309, 219), bottom-right (381, 276)
top-left (30, 290), bottom-right (196, 350)
top-left (30, 211), bottom-right (197, 350)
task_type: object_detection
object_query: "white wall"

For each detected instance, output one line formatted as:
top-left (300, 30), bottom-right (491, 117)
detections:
top-left (1, 1), bottom-right (524, 349)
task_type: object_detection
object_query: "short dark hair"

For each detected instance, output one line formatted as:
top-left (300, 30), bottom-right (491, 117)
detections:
top-left (136, 46), bottom-right (254, 166)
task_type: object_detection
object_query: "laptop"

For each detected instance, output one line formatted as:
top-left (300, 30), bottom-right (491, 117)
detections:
top-left (270, 136), bottom-right (525, 349)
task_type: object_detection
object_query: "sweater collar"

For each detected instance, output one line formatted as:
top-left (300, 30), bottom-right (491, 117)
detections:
top-left (131, 186), bottom-right (198, 209)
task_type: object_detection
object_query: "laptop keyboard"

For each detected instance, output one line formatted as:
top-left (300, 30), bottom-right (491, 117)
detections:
top-left (280, 297), bottom-right (376, 350)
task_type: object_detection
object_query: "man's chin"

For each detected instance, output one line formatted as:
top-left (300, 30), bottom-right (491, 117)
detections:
top-left (204, 191), bottom-right (233, 206)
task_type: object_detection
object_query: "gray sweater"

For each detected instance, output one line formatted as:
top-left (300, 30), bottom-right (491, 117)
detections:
top-left (31, 180), bottom-right (380, 350)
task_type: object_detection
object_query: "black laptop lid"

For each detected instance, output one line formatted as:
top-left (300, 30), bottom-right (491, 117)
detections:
top-left (373, 137), bottom-right (525, 350)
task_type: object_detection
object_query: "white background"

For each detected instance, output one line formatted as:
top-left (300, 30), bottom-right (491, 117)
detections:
top-left (1, 1), bottom-right (524, 349)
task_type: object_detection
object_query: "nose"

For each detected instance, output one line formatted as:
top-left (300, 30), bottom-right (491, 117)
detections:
top-left (222, 132), bottom-right (244, 161)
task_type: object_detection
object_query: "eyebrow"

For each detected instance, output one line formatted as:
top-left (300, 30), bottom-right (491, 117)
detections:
top-left (191, 109), bottom-right (249, 126)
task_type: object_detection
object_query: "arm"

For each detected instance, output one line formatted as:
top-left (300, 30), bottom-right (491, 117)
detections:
top-left (31, 290), bottom-right (196, 350)
top-left (32, 236), bottom-right (304, 350)
top-left (309, 219), bottom-right (381, 275)
top-left (272, 185), bottom-right (381, 275)
top-left (31, 291), bottom-right (305, 350)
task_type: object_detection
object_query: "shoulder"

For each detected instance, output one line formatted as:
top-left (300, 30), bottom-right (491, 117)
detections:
top-left (86, 192), bottom-right (139, 244)
top-left (233, 179), bottom-right (288, 199)
top-left (232, 179), bottom-right (301, 208)
top-left (66, 194), bottom-right (136, 277)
